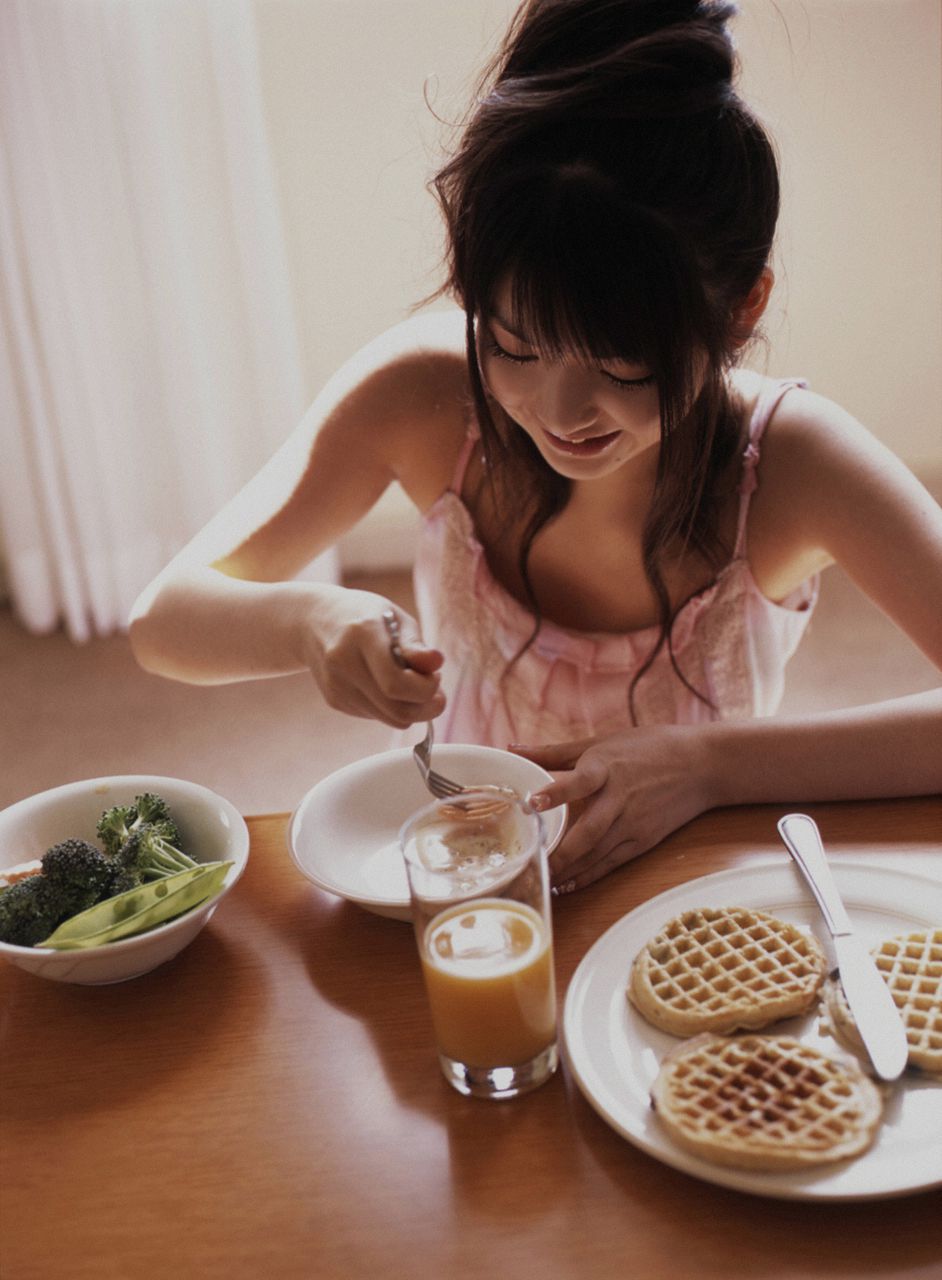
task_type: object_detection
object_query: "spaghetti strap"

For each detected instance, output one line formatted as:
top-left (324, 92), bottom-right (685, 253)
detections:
top-left (733, 378), bottom-right (807, 557)
top-left (448, 427), bottom-right (479, 495)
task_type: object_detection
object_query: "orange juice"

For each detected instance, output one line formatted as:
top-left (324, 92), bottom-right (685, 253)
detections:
top-left (420, 899), bottom-right (556, 1066)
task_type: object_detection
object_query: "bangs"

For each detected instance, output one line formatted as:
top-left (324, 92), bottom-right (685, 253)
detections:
top-left (464, 160), bottom-right (710, 385)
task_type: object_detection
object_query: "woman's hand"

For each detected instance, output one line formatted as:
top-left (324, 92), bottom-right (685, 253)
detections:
top-left (304, 588), bottom-right (445, 729)
top-left (512, 726), bottom-right (714, 892)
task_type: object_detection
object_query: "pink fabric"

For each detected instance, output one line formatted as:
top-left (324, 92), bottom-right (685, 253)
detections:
top-left (412, 379), bottom-right (817, 747)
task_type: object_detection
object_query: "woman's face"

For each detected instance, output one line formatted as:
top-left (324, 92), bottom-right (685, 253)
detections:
top-left (477, 286), bottom-right (663, 482)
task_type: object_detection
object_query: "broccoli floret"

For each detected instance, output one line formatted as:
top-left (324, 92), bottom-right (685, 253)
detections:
top-left (0, 877), bottom-right (59, 947)
top-left (40, 839), bottom-right (115, 919)
top-left (96, 804), bottom-right (138, 859)
top-left (133, 793), bottom-right (181, 841)
top-left (112, 823), bottom-right (197, 889)
top-left (96, 793), bottom-right (182, 859)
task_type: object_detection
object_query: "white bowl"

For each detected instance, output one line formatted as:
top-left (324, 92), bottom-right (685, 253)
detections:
top-left (0, 775), bottom-right (249, 984)
top-left (288, 744), bottom-right (567, 920)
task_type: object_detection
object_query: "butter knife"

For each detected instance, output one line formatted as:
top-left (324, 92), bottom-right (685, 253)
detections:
top-left (777, 812), bottom-right (908, 1082)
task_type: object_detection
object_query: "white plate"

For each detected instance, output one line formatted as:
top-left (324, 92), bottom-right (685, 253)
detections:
top-left (563, 861), bottom-right (942, 1201)
top-left (288, 745), bottom-right (567, 920)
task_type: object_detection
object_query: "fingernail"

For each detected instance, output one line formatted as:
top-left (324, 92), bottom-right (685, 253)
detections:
top-left (552, 879), bottom-right (576, 897)
top-left (528, 792), bottom-right (549, 812)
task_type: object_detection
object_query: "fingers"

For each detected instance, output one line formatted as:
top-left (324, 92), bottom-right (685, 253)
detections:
top-left (550, 803), bottom-right (646, 892)
top-left (544, 777), bottom-right (648, 892)
top-left (367, 651), bottom-right (444, 719)
top-left (553, 837), bottom-right (642, 895)
top-left (317, 649), bottom-right (410, 727)
top-left (528, 757), bottom-right (607, 814)
top-left (329, 680), bottom-right (442, 730)
top-left (361, 667), bottom-right (445, 728)
top-left (549, 789), bottom-right (619, 865)
top-left (510, 738), bottom-right (596, 770)
top-left (361, 611), bottom-right (445, 723)
top-left (382, 610), bottom-right (443, 673)
top-left (317, 627), bottom-right (443, 729)
top-left (398, 641), bottom-right (444, 675)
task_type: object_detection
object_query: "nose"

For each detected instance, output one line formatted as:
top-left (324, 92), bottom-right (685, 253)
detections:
top-left (538, 366), bottom-right (599, 436)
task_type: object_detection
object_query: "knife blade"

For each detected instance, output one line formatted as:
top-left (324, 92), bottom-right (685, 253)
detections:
top-left (777, 813), bottom-right (908, 1082)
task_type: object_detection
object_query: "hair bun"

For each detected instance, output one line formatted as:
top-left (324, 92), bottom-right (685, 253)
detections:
top-left (491, 0), bottom-right (738, 122)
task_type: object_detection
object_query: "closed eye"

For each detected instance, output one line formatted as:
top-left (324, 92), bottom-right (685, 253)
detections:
top-left (487, 337), bottom-right (655, 391)
top-left (600, 370), bottom-right (656, 391)
top-left (486, 339), bottom-right (537, 365)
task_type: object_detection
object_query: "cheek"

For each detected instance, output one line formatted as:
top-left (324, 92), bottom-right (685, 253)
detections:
top-left (604, 390), bottom-right (661, 439)
top-left (479, 357), bottom-right (530, 412)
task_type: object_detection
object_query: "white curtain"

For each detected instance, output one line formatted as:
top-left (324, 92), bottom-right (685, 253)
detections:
top-left (0, 0), bottom-right (334, 644)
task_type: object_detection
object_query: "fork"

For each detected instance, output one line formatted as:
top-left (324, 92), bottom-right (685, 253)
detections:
top-left (412, 720), bottom-right (519, 820)
top-left (381, 611), bottom-right (519, 815)
top-left (381, 611), bottom-right (466, 800)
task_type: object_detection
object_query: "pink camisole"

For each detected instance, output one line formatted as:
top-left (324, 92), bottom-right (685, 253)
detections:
top-left (412, 378), bottom-right (818, 747)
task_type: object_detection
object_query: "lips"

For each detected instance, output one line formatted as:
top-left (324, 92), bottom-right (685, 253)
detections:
top-left (541, 428), bottom-right (621, 457)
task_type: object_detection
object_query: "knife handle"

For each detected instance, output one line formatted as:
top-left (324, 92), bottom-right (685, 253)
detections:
top-left (777, 813), bottom-right (853, 936)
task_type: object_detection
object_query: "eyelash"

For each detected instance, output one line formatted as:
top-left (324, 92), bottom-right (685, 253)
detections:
top-left (485, 341), bottom-right (655, 391)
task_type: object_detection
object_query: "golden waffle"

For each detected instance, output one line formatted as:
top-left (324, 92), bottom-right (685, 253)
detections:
top-left (651, 1033), bottom-right (883, 1171)
top-left (629, 907), bottom-right (828, 1036)
top-left (822, 928), bottom-right (942, 1079)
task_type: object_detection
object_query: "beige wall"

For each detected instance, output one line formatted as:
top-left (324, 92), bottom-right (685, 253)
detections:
top-left (255, 0), bottom-right (516, 396)
top-left (736, 0), bottom-right (942, 469)
top-left (255, 0), bottom-right (941, 569)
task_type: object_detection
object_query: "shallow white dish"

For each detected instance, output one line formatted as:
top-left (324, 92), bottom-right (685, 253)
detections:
top-left (288, 744), bottom-right (567, 920)
top-left (563, 861), bottom-right (942, 1201)
top-left (0, 775), bottom-right (249, 985)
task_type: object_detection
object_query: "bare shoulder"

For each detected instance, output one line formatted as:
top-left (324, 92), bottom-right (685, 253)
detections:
top-left (755, 379), bottom-right (937, 529)
top-left (341, 306), bottom-right (468, 399)
top-left (742, 376), bottom-right (942, 663)
top-left (323, 308), bottom-right (469, 424)
top-left (316, 308), bottom-right (472, 507)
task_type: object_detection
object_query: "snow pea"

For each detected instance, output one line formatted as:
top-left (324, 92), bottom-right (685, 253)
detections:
top-left (39, 861), bottom-right (233, 950)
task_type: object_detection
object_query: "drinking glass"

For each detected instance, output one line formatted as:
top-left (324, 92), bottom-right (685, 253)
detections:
top-left (400, 788), bottom-right (558, 1100)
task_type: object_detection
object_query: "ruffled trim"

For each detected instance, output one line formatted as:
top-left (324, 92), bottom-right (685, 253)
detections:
top-left (420, 490), bottom-right (784, 673)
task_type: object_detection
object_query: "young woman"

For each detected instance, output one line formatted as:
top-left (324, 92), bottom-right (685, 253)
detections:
top-left (130, 0), bottom-right (942, 892)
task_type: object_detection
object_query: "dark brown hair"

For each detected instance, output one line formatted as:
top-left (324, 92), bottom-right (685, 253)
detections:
top-left (431, 0), bottom-right (780, 719)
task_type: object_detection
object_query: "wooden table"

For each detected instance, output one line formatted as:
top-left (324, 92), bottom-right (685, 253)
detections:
top-left (2, 796), bottom-right (940, 1280)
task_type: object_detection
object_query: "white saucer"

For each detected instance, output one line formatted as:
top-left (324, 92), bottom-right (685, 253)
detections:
top-left (288, 744), bottom-right (567, 920)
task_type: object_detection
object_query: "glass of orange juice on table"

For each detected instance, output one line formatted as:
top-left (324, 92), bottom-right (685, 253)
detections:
top-left (400, 788), bottom-right (558, 1100)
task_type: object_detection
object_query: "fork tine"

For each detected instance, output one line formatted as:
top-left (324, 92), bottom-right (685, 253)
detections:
top-left (410, 717), bottom-right (467, 799)
top-left (426, 770), bottom-right (464, 798)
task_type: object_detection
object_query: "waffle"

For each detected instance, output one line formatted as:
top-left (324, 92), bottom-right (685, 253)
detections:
top-left (629, 907), bottom-right (828, 1036)
top-left (651, 1033), bottom-right (883, 1171)
top-left (822, 928), bottom-right (942, 1079)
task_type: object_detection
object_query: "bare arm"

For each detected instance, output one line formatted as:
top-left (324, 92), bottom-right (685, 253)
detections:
top-left (703, 390), bottom-right (942, 799)
top-left (704, 689), bottom-right (942, 805)
top-left (525, 688), bottom-right (941, 892)
top-left (129, 310), bottom-right (469, 726)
